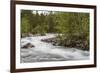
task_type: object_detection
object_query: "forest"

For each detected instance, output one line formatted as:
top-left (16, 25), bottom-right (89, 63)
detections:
top-left (21, 10), bottom-right (89, 50)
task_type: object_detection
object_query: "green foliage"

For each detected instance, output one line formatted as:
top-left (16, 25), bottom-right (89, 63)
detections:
top-left (21, 17), bottom-right (30, 33)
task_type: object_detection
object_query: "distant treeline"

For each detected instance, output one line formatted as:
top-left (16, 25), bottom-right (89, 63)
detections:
top-left (21, 10), bottom-right (89, 50)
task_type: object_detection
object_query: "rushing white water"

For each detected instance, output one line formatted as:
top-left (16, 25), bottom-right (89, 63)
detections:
top-left (21, 34), bottom-right (89, 63)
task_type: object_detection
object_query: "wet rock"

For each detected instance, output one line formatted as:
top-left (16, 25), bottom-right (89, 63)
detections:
top-left (27, 33), bottom-right (34, 37)
top-left (21, 33), bottom-right (27, 38)
top-left (52, 41), bottom-right (59, 46)
top-left (21, 43), bottom-right (35, 48)
top-left (41, 38), bottom-right (55, 43)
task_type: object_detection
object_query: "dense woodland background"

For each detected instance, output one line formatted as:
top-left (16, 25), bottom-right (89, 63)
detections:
top-left (21, 10), bottom-right (89, 50)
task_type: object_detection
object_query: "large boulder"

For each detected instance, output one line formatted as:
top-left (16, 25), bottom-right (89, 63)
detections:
top-left (21, 43), bottom-right (35, 48)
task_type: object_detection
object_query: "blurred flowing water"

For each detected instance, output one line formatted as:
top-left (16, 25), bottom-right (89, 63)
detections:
top-left (21, 34), bottom-right (89, 63)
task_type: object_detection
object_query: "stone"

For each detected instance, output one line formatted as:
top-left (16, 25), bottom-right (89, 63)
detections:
top-left (21, 43), bottom-right (35, 48)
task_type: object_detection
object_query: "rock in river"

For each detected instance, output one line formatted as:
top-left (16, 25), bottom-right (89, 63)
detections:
top-left (21, 43), bottom-right (35, 48)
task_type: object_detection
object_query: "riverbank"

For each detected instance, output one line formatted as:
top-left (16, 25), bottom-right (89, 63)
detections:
top-left (41, 34), bottom-right (89, 50)
top-left (21, 33), bottom-right (89, 50)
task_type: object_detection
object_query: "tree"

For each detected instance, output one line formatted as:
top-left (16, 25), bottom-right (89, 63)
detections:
top-left (21, 17), bottom-right (30, 33)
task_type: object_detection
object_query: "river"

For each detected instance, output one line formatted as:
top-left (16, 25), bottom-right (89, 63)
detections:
top-left (21, 34), bottom-right (89, 63)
